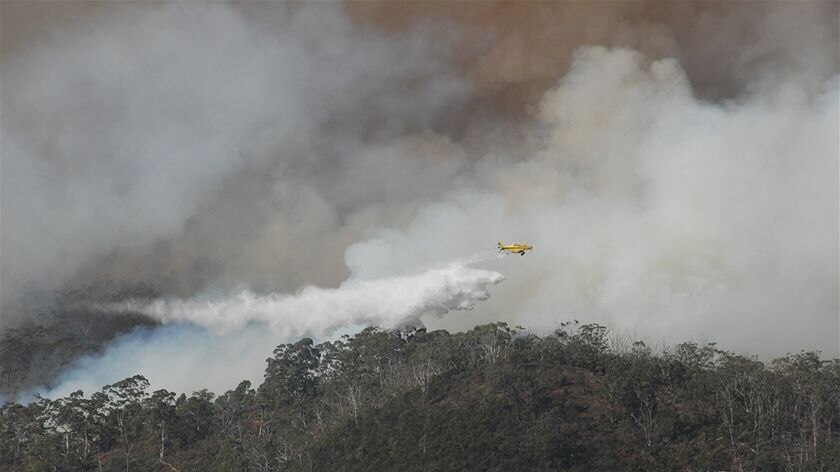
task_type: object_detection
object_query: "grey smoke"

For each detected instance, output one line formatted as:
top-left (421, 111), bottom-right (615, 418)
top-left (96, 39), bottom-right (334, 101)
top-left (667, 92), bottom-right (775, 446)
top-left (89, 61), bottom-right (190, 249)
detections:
top-left (355, 47), bottom-right (838, 358)
top-left (1, 3), bottom-right (470, 308)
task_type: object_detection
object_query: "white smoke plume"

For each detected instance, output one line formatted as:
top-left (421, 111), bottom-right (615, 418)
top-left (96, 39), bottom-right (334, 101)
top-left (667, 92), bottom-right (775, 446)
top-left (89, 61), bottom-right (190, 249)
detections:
top-left (354, 48), bottom-right (839, 357)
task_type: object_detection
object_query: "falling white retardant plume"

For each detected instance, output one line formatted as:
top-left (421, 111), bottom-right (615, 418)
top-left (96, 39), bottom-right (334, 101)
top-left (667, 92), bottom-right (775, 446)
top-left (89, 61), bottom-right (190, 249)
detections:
top-left (42, 256), bottom-right (504, 398)
top-left (104, 256), bottom-right (505, 336)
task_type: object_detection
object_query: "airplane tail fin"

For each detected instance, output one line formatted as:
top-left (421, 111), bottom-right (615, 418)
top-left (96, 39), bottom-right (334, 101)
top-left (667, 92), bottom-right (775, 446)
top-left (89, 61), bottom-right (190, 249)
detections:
top-left (498, 241), bottom-right (503, 249)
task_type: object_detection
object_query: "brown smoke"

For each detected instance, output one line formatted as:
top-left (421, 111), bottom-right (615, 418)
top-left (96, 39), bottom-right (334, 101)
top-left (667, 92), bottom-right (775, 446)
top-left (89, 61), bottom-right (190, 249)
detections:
top-left (348, 1), bottom-right (839, 116)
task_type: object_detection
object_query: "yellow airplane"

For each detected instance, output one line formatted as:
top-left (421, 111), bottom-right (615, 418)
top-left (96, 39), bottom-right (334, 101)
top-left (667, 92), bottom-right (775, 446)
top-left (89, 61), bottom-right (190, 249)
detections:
top-left (498, 241), bottom-right (533, 256)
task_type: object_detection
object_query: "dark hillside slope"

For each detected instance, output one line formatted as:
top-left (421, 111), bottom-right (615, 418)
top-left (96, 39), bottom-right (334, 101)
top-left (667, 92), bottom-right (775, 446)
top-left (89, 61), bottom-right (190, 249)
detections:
top-left (309, 365), bottom-right (609, 471)
top-left (2, 322), bottom-right (839, 471)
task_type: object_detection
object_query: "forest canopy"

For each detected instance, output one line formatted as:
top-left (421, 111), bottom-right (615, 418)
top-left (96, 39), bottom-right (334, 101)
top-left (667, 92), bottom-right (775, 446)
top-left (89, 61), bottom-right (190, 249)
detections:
top-left (2, 321), bottom-right (838, 471)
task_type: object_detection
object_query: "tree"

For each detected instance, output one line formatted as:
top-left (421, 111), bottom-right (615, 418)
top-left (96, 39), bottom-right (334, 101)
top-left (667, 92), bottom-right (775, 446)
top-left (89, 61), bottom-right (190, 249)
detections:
top-left (260, 338), bottom-right (321, 406)
top-left (103, 375), bottom-right (149, 472)
top-left (145, 389), bottom-right (178, 471)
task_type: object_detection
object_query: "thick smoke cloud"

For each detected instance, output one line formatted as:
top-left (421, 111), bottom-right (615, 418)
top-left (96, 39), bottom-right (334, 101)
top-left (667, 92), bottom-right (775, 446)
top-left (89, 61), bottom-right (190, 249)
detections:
top-left (352, 47), bottom-right (838, 358)
top-left (2, 1), bottom-right (837, 396)
top-left (1, 2), bottom-right (469, 309)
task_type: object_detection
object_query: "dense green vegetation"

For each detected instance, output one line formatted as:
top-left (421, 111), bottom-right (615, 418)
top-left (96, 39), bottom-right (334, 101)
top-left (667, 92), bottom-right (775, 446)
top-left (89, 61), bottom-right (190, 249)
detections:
top-left (2, 322), bottom-right (838, 471)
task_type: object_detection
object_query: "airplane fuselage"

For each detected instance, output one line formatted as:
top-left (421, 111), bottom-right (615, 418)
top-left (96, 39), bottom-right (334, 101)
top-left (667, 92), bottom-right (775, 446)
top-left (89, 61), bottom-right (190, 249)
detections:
top-left (498, 241), bottom-right (533, 255)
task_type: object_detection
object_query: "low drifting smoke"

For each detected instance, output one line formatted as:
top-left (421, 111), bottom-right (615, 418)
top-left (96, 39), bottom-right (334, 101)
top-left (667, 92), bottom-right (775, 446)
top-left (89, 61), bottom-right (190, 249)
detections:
top-left (41, 324), bottom-right (279, 400)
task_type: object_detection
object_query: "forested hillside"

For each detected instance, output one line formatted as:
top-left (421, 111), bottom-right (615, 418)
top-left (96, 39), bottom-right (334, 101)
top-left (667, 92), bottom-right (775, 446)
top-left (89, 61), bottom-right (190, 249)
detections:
top-left (2, 322), bottom-right (838, 471)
